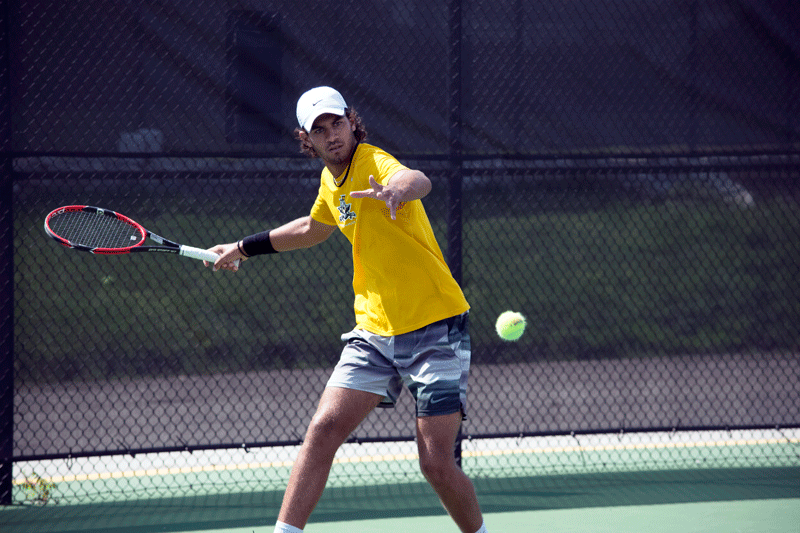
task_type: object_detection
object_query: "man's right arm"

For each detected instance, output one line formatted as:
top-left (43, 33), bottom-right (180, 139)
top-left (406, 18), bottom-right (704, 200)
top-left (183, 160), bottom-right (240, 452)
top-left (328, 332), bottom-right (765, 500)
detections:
top-left (208, 216), bottom-right (336, 271)
top-left (269, 215), bottom-right (337, 251)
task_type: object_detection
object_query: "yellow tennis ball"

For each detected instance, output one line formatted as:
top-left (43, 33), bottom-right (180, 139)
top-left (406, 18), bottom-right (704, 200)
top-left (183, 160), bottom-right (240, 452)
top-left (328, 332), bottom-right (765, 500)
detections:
top-left (495, 311), bottom-right (526, 341)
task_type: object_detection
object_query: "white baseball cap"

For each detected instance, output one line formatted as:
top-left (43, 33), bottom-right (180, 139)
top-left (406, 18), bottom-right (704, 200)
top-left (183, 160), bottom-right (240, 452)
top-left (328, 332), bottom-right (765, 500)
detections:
top-left (296, 86), bottom-right (347, 132)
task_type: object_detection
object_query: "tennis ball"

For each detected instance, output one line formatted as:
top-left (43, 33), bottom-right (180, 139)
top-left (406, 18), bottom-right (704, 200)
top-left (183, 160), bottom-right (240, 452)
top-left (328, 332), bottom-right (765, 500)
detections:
top-left (495, 311), bottom-right (526, 341)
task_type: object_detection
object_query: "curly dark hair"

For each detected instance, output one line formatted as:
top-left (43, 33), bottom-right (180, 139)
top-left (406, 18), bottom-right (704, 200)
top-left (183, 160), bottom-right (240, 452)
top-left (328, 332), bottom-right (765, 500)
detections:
top-left (293, 108), bottom-right (368, 158)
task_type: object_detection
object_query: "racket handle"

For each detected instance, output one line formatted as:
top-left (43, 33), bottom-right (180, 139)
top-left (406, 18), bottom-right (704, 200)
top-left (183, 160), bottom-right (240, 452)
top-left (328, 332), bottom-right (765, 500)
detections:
top-left (179, 246), bottom-right (241, 268)
top-left (179, 246), bottom-right (222, 262)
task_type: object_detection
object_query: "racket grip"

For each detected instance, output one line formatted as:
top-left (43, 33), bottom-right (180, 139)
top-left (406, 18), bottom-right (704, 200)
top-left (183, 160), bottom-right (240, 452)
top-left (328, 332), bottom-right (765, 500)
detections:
top-left (180, 246), bottom-right (241, 268)
top-left (180, 246), bottom-right (223, 263)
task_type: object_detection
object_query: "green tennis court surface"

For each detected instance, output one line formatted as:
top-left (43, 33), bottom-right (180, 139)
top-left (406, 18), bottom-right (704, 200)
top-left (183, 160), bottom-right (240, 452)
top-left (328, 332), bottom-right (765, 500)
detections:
top-left (3, 467), bottom-right (798, 532)
top-left (5, 431), bottom-right (798, 532)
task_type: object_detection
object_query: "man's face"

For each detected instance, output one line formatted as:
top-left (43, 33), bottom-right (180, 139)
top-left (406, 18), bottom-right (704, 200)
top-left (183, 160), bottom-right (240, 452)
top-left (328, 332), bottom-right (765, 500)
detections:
top-left (306, 113), bottom-right (357, 165)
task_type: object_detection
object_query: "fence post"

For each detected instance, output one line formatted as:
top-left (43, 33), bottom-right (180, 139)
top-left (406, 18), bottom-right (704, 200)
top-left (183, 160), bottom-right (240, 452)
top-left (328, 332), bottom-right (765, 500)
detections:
top-left (448, 0), bottom-right (464, 468)
top-left (0, 0), bottom-right (13, 505)
top-left (0, 158), bottom-right (11, 506)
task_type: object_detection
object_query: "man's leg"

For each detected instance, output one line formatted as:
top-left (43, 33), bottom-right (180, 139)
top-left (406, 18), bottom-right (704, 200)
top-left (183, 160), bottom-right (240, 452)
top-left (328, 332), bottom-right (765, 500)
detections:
top-left (416, 411), bottom-right (484, 533)
top-left (277, 386), bottom-right (382, 529)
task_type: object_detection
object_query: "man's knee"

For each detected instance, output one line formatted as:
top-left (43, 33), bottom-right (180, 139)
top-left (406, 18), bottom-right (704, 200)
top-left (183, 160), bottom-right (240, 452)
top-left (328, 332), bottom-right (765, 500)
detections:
top-left (418, 452), bottom-right (458, 486)
top-left (305, 409), bottom-right (350, 448)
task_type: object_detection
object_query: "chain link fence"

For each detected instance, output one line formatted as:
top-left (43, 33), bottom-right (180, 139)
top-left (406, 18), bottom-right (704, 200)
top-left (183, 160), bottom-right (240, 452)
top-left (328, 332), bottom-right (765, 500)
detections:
top-left (2, 0), bottom-right (799, 505)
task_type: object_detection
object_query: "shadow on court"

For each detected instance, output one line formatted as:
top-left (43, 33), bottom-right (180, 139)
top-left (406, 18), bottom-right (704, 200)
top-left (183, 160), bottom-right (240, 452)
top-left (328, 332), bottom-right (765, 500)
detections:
top-left (2, 467), bottom-right (798, 532)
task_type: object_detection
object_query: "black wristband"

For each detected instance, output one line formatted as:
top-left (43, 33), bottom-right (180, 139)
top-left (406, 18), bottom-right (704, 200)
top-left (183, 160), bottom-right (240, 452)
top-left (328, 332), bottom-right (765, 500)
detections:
top-left (241, 230), bottom-right (278, 256)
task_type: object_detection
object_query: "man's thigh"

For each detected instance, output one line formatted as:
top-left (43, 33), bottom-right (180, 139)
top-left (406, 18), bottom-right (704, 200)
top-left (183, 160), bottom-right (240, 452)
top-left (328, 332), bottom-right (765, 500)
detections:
top-left (415, 411), bottom-right (463, 461)
top-left (306, 386), bottom-right (383, 442)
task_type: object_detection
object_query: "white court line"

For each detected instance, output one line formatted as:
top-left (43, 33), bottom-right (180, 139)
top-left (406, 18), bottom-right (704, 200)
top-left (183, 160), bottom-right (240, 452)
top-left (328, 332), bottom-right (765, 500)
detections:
top-left (464, 436), bottom-right (800, 458)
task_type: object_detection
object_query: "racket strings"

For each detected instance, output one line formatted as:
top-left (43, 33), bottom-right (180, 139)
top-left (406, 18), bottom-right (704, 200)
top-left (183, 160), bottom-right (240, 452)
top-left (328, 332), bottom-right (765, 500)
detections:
top-left (50, 210), bottom-right (143, 249)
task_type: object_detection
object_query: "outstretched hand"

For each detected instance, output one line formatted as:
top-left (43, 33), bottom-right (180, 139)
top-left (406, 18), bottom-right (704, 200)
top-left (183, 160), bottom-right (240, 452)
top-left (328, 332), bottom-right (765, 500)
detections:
top-left (350, 175), bottom-right (402, 220)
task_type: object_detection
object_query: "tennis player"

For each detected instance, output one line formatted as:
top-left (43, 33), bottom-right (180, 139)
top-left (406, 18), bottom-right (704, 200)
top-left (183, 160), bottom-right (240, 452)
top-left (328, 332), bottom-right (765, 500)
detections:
top-left (209, 86), bottom-right (488, 533)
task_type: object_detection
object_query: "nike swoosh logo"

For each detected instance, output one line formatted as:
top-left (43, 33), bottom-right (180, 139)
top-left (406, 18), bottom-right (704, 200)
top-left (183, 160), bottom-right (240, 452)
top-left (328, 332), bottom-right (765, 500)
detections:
top-left (312, 99), bottom-right (323, 106)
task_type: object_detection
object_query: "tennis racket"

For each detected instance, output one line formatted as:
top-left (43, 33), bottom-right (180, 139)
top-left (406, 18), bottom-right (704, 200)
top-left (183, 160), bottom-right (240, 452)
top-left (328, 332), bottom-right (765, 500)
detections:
top-left (44, 205), bottom-right (221, 263)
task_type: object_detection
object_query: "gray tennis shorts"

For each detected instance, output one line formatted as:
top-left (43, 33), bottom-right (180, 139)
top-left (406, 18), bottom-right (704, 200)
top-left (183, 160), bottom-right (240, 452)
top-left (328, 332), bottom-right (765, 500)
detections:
top-left (327, 312), bottom-right (471, 418)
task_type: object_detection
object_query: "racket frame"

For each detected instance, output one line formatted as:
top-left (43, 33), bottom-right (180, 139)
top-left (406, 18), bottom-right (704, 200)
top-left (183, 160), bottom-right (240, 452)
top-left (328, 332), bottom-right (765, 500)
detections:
top-left (44, 205), bottom-right (219, 262)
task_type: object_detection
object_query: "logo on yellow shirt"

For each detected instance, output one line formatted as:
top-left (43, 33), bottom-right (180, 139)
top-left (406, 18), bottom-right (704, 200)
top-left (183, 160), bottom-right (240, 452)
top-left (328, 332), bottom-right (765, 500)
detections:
top-left (337, 195), bottom-right (357, 224)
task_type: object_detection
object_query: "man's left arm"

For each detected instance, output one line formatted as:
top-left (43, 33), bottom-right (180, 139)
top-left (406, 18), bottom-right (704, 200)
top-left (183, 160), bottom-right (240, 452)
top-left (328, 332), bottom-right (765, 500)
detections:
top-left (350, 169), bottom-right (432, 220)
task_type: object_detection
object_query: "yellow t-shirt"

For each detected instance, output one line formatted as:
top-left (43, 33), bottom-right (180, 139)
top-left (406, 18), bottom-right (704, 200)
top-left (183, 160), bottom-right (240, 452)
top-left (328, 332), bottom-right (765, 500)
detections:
top-left (310, 143), bottom-right (469, 335)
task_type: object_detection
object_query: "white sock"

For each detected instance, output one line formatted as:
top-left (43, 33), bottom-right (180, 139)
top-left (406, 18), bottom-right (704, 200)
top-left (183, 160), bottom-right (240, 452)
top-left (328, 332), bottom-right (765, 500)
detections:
top-left (274, 521), bottom-right (303, 533)
top-left (473, 521), bottom-right (488, 533)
